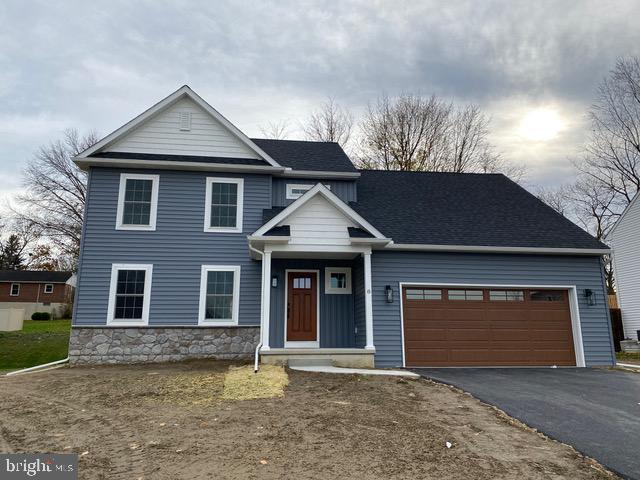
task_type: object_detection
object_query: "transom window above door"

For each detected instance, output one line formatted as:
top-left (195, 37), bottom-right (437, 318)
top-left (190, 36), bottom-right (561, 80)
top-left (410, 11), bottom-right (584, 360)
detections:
top-left (205, 178), bottom-right (244, 233)
top-left (116, 174), bottom-right (160, 230)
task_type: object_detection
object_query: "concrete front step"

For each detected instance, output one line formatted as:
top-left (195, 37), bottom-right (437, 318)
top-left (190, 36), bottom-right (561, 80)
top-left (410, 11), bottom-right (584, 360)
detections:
top-left (287, 358), bottom-right (334, 368)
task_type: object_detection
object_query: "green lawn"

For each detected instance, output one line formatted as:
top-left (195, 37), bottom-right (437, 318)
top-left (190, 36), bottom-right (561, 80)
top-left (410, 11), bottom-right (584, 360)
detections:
top-left (616, 351), bottom-right (640, 364)
top-left (0, 319), bottom-right (71, 371)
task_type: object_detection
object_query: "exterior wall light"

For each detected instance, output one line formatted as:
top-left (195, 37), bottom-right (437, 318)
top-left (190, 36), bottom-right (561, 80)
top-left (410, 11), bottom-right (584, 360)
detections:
top-left (385, 285), bottom-right (394, 303)
top-left (271, 276), bottom-right (278, 288)
top-left (584, 289), bottom-right (596, 306)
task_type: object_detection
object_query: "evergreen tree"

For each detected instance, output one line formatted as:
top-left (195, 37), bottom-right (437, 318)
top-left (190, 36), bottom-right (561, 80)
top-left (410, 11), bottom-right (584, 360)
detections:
top-left (0, 235), bottom-right (26, 270)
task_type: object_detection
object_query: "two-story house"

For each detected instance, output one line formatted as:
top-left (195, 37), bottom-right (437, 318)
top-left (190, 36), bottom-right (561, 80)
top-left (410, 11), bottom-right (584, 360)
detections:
top-left (69, 86), bottom-right (615, 368)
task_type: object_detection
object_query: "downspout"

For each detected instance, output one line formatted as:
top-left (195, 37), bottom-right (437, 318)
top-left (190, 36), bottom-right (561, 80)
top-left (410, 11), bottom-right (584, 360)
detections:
top-left (5, 357), bottom-right (69, 377)
top-left (248, 243), bottom-right (265, 373)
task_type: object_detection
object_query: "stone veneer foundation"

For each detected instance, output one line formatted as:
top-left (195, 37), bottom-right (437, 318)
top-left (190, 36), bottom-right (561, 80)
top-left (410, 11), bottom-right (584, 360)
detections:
top-left (69, 326), bottom-right (260, 365)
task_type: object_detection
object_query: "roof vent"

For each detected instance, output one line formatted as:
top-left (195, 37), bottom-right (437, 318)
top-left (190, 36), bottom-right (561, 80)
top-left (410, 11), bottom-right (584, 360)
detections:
top-left (179, 111), bottom-right (192, 131)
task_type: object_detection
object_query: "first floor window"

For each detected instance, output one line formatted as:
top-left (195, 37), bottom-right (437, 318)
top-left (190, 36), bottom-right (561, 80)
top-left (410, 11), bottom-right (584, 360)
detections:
top-left (44, 284), bottom-right (54, 294)
top-left (116, 174), bottom-right (159, 230)
top-left (199, 265), bottom-right (241, 324)
top-left (10, 283), bottom-right (20, 296)
top-left (325, 267), bottom-right (352, 294)
top-left (107, 264), bottom-right (153, 324)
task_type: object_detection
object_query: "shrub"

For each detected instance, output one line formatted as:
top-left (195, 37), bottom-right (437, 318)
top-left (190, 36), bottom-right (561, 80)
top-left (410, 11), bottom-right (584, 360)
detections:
top-left (31, 312), bottom-right (52, 321)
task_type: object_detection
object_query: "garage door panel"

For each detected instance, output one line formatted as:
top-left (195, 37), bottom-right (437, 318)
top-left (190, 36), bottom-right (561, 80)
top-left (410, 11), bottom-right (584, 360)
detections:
top-left (403, 286), bottom-right (576, 367)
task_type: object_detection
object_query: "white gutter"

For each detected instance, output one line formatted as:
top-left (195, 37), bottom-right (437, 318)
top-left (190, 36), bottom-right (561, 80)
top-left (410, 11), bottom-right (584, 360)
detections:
top-left (386, 243), bottom-right (611, 255)
top-left (5, 357), bottom-right (69, 376)
top-left (248, 244), bottom-right (265, 373)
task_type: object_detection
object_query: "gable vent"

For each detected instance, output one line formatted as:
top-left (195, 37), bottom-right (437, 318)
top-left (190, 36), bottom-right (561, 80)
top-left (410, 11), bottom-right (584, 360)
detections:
top-left (179, 111), bottom-right (192, 131)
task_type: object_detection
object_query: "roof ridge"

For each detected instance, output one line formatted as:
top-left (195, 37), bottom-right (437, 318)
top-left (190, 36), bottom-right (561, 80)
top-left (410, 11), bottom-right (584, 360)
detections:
top-left (358, 169), bottom-right (505, 176)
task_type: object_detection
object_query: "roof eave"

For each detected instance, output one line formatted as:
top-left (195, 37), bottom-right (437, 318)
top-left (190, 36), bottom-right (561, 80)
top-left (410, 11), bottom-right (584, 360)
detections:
top-left (276, 169), bottom-right (360, 179)
top-left (74, 157), bottom-right (287, 174)
top-left (385, 243), bottom-right (611, 255)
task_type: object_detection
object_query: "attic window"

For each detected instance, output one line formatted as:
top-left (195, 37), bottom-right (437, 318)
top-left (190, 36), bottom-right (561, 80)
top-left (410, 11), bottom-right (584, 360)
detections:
top-left (179, 111), bottom-right (192, 131)
top-left (286, 184), bottom-right (330, 200)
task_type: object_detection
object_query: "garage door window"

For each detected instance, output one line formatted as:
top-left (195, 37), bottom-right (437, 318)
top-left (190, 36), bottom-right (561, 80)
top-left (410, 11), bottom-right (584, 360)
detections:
top-left (489, 290), bottom-right (524, 301)
top-left (448, 289), bottom-right (483, 301)
top-left (406, 288), bottom-right (442, 300)
top-left (530, 290), bottom-right (564, 301)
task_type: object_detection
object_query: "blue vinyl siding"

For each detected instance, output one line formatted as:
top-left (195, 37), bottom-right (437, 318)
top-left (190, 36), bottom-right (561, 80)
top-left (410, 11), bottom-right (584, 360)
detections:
top-left (352, 256), bottom-right (366, 348)
top-left (271, 178), bottom-right (357, 207)
top-left (73, 167), bottom-right (270, 326)
top-left (371, 252), bottom-right (615, 368)
top-left (268, 259), bottom-right (355, 348)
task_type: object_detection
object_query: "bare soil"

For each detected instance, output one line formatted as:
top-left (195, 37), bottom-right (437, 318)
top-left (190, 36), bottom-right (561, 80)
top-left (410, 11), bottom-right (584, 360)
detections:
top-left (0, 361), bottom-right (614, 479)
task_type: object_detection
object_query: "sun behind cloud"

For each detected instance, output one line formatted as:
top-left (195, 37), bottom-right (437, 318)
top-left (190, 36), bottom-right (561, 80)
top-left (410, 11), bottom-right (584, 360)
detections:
top-left (518, 108), bottom-right (566, 142)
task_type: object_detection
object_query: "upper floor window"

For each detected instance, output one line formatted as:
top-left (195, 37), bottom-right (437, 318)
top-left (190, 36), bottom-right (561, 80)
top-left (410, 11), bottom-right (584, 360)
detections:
top-left (286, 183), bottom-right (330, 200)
top-left (205, 177), bottom-right (244, 233)
top-left (116, 174), bottom-right (159, 231)
top-left (10, 283), bottom-right (20, 296)
top-left (44, 284), bottom-right (54, 294)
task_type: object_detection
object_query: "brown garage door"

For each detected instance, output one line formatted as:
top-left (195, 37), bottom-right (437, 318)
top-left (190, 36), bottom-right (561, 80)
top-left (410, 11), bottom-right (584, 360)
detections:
top-left (402, 287), bottom-right (576, 367)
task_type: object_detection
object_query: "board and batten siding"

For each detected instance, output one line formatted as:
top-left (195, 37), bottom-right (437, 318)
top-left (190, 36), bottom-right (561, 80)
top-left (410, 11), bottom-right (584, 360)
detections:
top-left (370, 252), bottom-right (615, 368)
top-left (271, 178), bottom-right (357, 207)
top-left (280, 196), bottom-right (357, 247)
top-left (610, 197), bottom-right (640, 339)
top-left (105, 97), bottom-right (261, 159)
top-left (73, 167), bottom-right (270, 327)
top-left (268, 259), bottom-right (356, 348)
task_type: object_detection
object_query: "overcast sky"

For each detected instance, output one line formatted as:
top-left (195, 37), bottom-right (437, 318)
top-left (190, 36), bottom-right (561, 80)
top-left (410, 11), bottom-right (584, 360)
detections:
top-left (1, 0), bottom-right (639, 206)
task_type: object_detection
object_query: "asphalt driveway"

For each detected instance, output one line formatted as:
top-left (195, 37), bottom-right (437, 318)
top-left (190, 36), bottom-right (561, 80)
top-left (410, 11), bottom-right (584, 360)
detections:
top-left (413, 368), bottom-right (640, 480)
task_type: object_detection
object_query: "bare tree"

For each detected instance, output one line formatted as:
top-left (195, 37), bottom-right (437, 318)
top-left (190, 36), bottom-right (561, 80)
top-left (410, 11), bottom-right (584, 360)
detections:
top-left (302, 97), bottom-right (354, 148)
top-left (13, 129), bottom-right (98, 263)
top-left (259, 120), bottom-right (291, 140)
top-left (536, 185), bottom-right (572, 216)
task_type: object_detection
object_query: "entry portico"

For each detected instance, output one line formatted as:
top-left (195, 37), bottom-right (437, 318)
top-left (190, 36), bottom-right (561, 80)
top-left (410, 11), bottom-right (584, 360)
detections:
top-left (248, 183), bottom-right (389, 367)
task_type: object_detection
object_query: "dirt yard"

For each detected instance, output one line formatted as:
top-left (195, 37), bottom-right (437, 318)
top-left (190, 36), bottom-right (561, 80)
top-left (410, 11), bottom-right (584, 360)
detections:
top-left (0, 361), bottom-right (614, 480)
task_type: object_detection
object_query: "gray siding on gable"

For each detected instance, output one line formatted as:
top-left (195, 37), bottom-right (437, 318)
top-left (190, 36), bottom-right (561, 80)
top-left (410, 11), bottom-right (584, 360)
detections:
top-left (370, 252), bottom-right (615, 368)
top-left (268, 259), bottom-right (355, 348)
top-left (271, 178), bottom-right (357, 207)
top-left (73, 167), bottom-right (270, 327)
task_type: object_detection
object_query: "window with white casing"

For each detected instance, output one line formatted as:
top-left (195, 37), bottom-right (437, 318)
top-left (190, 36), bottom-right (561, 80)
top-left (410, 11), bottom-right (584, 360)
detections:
top-left (205, 178), bottom-right (244, 233)
top-left (116, 173), bottom-right (159, 230)
top-left (286, 183), bottom-right (331, 200)
top-left (199, 265), bottom-right (241, 325)
top-left (107, 264), bottom-right (153, 325)
top-left (10, 283), bottom-right (20, 296)
top-left (325, 267), bottom-right (352, 294)
top-left (44, 284), bottom-right (54, 294)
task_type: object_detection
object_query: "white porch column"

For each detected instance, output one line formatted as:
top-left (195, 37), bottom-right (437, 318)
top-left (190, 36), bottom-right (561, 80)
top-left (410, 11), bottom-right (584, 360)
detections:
top-left (261, 250), bottom-right (272, 350)
top-left (363, 251), bottom-right (375, 350)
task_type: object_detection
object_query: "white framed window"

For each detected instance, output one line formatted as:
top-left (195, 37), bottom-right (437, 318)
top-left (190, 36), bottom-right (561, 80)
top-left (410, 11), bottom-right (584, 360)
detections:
top-left (44, 284), bottom-right (54, 294)
top-left (325, 267), bottom-right (352, 294)
top-left (10, 283), bottom-right (20, 296)
top-left (116, 173), bottom-right (160, 231)
top-left (286, 183), bottom-right (330, 200)
top-left (198, 265), bottom-right (241, 325)
top-left (204, 177), bottom-right (244, 233)
top-left (107, 264), bottom-right (153, 325)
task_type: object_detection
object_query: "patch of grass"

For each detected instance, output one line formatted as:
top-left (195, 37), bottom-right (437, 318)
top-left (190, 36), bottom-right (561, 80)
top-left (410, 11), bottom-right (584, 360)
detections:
top-left (616, 351), bottom-right (640, 364)
top-left (0, 319), bottom-right (71, 370)
top-left (222, 365), bottom-right (289, 401)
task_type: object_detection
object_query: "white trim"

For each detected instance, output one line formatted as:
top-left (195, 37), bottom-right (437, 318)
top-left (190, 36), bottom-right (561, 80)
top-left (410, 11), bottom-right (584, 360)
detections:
top-left (43, 284), bottom-right (54, 294)
top-left (115, 173), bottom-right (160, 231)
top-left (10, 283), bottom-right (20, 296)
top-left (204, 177), bottom-right (244, 233)
top-left (325, 267), bottom-right (352, 294)
top-left (74, 157), bottom-right (286, 174)
top-left (76, 85), bottom-right (281, 167)
top-left (261, 251), bottom-right (272, 350)
top-left (284, 269), bottom-right (320, 346)
top-left (386, 243), bottom-right (610, 255)
top-left (198, 265), bottom-right (241, 326)
top-left (254, 183), bottom-right (386, 239)
top-left (107, 264), bottom-right (153, 326)
top-left (363, 252), bottom-right (375, 350)
top-left (398, 281), bottom-right (587, 368)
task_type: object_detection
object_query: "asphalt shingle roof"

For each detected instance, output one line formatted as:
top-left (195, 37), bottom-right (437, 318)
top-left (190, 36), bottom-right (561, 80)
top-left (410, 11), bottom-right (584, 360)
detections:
top-left (251, 139), bottom-right (357, 172)
top-left (0, 270), bottom-right (73, 283)
top-left (350, 170), bottom-right (608, 250)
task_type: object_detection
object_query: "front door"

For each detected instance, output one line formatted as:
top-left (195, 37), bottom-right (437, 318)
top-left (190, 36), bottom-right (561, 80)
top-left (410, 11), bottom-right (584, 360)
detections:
top-left (286, 271), bottom-right (318, 342)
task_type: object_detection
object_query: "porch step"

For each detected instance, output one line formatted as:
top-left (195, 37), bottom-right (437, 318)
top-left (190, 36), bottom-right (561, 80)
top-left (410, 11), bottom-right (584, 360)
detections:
top-left (287, 358), bottom-right (334, 367)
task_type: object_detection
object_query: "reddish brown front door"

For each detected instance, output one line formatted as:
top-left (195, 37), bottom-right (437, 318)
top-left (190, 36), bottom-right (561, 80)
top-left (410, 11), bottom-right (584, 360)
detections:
top-left (287, 271), bottom-right (318, 342)
top-left (402, 287), bottom-right (576, 367)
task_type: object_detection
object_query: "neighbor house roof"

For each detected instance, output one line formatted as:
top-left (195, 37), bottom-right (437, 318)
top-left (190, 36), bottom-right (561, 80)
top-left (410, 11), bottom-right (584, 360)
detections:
top-left (350, 170), bottom-right (609, 250)
top-left (251, 139), bottom-right (358, 173)
top-left (0, 270), bottom-right (74, 283)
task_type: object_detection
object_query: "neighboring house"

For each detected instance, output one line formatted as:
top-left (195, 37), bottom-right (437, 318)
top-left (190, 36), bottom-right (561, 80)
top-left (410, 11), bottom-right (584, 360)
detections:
top-left (69, 86), bottom-right (615, 368)
top-left (0, 270), bottom-right (75, 319)
top-left (609, 193), bottom-right (640, 341)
